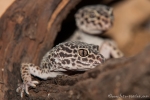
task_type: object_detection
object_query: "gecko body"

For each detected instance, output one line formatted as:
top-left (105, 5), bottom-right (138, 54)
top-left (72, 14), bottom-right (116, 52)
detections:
top-left (16, 41), bottom-right (105, 97)
top-left (69, 5), bottom-right (123, 59)
top-left (17, 4), bottom-right (124, 97)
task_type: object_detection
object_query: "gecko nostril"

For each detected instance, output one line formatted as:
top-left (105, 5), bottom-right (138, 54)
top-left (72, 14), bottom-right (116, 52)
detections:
top-left (101, 58), bottom-right (105, 63)
top-left (98, 58), bottom-right (105, 64)
top-left (97, 57), bottom-right (104, 64)
top-left (97, 54), bottom-right (105, 63)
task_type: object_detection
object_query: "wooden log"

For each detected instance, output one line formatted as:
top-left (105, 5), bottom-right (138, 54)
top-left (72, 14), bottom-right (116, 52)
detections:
top-left (0, 0), bottom-right (81, 99)
top-left (1, 0), bottom-right (149, 100)
top-left (13, 45), bottom-right (150, 100)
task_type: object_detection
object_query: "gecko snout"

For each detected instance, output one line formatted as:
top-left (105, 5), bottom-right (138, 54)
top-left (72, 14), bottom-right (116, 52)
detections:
top-left (97, 54), bottom-right (105, 64)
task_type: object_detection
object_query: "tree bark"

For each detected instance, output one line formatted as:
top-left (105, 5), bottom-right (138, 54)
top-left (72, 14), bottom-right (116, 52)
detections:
top-left (0, 0), bottom-right (150, 100)
top-left (0, 0), bottom-right (81, 100)
top-left (15, 45), bottom-right (150, 100)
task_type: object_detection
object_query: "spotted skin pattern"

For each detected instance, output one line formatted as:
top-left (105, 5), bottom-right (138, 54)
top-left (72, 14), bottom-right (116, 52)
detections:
top-left (69, 4), bottom-right (123, 59)
top-left (16, 41), bottom-right (105, 97)
top-left (75, 5), bottom-right (113, 34)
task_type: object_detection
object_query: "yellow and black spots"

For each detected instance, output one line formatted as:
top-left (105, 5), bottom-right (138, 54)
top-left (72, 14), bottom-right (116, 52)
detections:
top-left (75, 5), bottom-right (113, 34)
top-left (40, 41), bottom-right (104, 70)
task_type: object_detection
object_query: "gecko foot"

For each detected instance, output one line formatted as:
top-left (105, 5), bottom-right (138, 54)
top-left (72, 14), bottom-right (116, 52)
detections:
top-left (16, 81), bottom-right (39, 98)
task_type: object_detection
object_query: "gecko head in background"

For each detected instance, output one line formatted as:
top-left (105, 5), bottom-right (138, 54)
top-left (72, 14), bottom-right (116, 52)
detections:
top-left (75, 5), bottom-right (114, 34)
top-left (55, 41), bottom-right (105, 70)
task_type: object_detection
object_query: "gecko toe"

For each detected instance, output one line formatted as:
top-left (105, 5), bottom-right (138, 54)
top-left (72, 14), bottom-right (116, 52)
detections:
top-left (16, 80), bottom-right (39, 97)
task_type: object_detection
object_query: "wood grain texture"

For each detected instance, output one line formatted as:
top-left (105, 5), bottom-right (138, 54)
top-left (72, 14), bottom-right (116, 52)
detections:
top-left (0, 0), bottom-right (81, 99)
top-left (0, 0), bottom-right (149, 100)
top-left (14, 45), bottom-right (150, 100)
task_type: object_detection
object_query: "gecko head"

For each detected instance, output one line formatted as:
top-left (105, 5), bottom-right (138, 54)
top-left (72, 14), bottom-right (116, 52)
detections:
top-left (57, 41), bottom-right (105, 70)
top-left (75, 5), bottom-right (113, 34)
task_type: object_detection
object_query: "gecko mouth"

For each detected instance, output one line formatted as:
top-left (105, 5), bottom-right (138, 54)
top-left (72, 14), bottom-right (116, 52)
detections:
top-left (93, 62), bottom-right (102, 66)
top-left (76, 60), bottom-right (90, 66)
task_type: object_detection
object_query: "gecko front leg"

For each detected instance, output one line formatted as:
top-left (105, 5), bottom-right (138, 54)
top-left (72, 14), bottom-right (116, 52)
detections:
top-left (16, 63), bottom-right (39, 97)
top-left (16, 41), bottom-right (106, 98)
top-left (16, 63), bottom-right (65, 97)
top-left (99, 41), bottom-right (124, 59)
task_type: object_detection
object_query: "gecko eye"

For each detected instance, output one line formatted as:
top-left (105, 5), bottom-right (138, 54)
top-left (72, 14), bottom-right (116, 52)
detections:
top-left (78, 49), bottom-right (89, 57)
